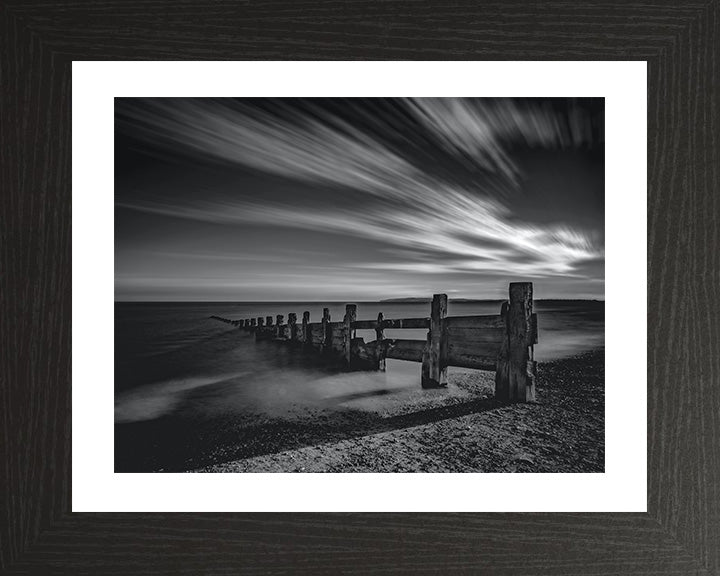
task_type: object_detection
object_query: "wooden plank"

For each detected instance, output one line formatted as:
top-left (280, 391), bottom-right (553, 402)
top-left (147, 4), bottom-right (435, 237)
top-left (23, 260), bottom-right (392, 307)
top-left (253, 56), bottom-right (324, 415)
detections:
top-left (382, 317), bottom-right (430, 329)
top-left (321, 308), bottom-right (331, 352)
top-left (422, 294), bottom-right (448, 387)
top-left (495, 282), bottom-right (536, 402)
top-left (446, 350), bottom-right (498, 371)
top-left (385, 339), bottom-right (426, 362)
top-left (308, 325), bottom-right (324, 346)
top-left (350, 337), bottom-right (381, 370)
top-left (530, 312), bottom-right (538, 345)
top-left (443, 314), bottom-right (505, 329)
top-left (446, 326), bottom-right (505, 345)
top-left (447, 340), bottom-right (502, 361)
top-left (300, 311), bottom-right (310, 344)
top-left (288, 312), bottom-right (298, 340)
top-left (351, 319), bottom-right (377, 329)
top-left (375, 312), bottom-right (385, 371)
top-left (343, 304), bottom-right (356, 365)
top-left (352, 318), bottom-right (430, 329)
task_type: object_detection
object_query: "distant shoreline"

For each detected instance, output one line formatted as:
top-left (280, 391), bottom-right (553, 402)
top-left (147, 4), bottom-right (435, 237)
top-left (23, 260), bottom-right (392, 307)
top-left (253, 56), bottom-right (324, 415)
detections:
top-left (115, 298), bottom-right (606, 305)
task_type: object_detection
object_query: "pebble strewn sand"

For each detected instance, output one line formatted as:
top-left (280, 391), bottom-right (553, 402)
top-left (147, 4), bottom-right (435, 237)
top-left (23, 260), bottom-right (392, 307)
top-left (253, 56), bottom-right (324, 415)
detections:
top-left (199, 351), bottom-right (604, 473)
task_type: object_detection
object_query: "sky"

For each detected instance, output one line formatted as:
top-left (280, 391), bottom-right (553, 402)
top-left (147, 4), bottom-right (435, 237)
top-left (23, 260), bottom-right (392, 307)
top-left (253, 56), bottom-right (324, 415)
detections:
top-left (115, 97), bottom-right (604, 301)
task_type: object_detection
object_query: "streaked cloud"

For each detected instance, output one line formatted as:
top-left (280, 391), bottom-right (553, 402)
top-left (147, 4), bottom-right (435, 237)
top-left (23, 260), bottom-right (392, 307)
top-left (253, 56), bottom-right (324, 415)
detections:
top-left (115, 98), bottom-right (604, 300)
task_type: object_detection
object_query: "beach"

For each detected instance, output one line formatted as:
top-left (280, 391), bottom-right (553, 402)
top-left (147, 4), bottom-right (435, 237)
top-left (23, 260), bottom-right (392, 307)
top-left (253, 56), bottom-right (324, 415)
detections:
top-left (115, 301), bottom-right (604, 473)
top-left (198, 351), bottom-right (604, 473)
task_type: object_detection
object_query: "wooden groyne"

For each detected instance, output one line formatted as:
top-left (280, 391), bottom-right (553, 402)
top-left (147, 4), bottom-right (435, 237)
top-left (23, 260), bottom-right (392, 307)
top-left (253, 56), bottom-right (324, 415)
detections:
top-left (211, 282), bottom-right (538, 402)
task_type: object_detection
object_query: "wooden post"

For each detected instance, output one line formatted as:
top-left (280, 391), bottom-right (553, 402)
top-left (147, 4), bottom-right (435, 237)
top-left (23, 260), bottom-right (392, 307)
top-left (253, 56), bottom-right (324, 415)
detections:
top-left (276, 315), bottom-right (284, 339)
top-left (376, 312), bottom-right (386, 371)
top-left (322, 308), bottom-right (331, 353)
top-left (343, 304), bottom-right (357, 366)
top-left (302, 311), bottom-right (310, 345)
top-left (422, 294), bottom-right (448, 388)
top-left (288, 313), bottom-right (298, 341)
top-left (495, 282), bottom-right (536, 402)
top-left (266, 316), bottom-right (273, 327)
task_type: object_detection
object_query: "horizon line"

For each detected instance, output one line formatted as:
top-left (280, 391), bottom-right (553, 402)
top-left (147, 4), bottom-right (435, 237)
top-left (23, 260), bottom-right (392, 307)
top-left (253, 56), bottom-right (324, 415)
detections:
top-left (114, 297), bottom-right (606, 303)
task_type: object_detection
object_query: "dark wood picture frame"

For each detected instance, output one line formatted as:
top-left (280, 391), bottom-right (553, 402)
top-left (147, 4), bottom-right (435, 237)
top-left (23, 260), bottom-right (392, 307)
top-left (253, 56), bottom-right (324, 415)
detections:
top-left (1, 2), bottom-right (718, 574)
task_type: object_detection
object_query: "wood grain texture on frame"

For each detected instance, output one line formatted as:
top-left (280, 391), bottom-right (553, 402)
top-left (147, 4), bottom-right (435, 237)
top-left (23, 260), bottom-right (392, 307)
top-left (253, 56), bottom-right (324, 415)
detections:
top-left (1, 1), bottom-right (718, 574)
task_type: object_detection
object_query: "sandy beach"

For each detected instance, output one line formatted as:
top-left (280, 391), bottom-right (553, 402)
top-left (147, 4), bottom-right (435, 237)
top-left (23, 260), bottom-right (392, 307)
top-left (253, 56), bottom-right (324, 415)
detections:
top-left (196, 350), bottom-right (604, 473)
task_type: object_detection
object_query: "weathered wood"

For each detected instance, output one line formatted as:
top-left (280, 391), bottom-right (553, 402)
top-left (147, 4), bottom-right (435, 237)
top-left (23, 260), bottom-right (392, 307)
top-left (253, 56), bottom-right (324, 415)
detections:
top-left (351, 317), bottom-right (430, 330)
top-left (301, 311), bottom-right (310, 344)
top-left (443, 314), bottom-right (505, 329)
top-left (422, 294), bottom-right (448, 388)
top-left (385, 339), bottom-right (426, 362)
top-left (530, 313), bottom-right (538, 345)
top-left (321, 308), bottom-right (331, 353)
top-left (495, 302), bottom-right (510, 400)
top-left (448, 339), bottom-right (502, 359)
top-left (343, 304), bottom-right (356, 365)
top-left (330, 333), bottom-right (346, 354)
top-left (384, 317), bottom-right (430, 329)
top-left (308, 323), bottom-right (324, 347)
top-left (446, 326), bottom-right (505, 345)
top-left (350, 338), bottom-right (385, 370)
top-left (495, 282), bottom-right (536, 402)
top-left (288, 313), bottom-right (298, 341)
top-left (375, 312), bottom-right (385, 371)
top-left (222, 283), bottom-right (534, 393)
top-left (351, 319), bottom-right (376, 329)
top-left (324, 320), bottom-right (342, 356)
top-left (447, 342), bottom-right (500, 370)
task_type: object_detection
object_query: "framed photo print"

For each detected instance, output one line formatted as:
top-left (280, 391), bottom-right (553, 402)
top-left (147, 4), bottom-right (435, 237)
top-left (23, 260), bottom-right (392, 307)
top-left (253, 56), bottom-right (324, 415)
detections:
top-left (2, 3), bottom-right (718, 574)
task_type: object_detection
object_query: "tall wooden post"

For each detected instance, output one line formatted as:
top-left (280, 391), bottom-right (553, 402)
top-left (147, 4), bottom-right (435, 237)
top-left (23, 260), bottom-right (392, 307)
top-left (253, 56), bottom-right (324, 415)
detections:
top-left (276, 315), bottom-right (284, 339)
top-left (422, 294), bottom-right (448, 388)
top-left (288, 313), bottom-right (298, 341)
top-left (321, 308), bottom-right (331, 353)
top-left (495, 282), bottom-right (536, 402)
top-left (343, 304), bottom-right (357, 366)
top-left (302, 311), bottom-right (310, 345)
top-left (376, 312), bottom-right (386, 371)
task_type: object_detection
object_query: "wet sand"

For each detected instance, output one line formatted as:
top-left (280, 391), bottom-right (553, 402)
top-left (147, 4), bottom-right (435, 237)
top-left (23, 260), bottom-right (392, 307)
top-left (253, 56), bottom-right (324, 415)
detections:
top-left (197, 350), bottom-right (604, 473)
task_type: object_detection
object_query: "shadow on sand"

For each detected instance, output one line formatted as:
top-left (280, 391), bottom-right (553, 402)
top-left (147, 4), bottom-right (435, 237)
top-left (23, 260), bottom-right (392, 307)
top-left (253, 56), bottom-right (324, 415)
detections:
top-left (114, 393), bottom-right (502, 472)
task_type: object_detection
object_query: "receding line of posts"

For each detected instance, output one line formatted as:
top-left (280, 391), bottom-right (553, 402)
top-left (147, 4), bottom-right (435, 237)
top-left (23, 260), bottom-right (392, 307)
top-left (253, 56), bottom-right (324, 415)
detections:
top-left (210, 282), bottom-right (537, 402)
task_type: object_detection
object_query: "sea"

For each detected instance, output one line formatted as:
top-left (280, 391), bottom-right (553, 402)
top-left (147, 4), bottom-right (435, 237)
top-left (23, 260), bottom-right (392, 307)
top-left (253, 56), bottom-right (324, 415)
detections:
top-left (114, 300), bottom-right (604, 471)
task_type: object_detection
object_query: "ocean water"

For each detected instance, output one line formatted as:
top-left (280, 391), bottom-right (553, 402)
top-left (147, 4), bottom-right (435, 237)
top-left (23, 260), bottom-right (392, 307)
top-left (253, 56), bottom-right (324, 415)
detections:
top-left (114, 300), bottom-right (604, 471)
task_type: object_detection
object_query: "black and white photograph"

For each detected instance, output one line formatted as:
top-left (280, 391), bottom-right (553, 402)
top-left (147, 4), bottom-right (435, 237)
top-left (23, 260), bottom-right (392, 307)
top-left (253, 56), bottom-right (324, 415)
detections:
top-left (114, 97), bottom-right (605, 473)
